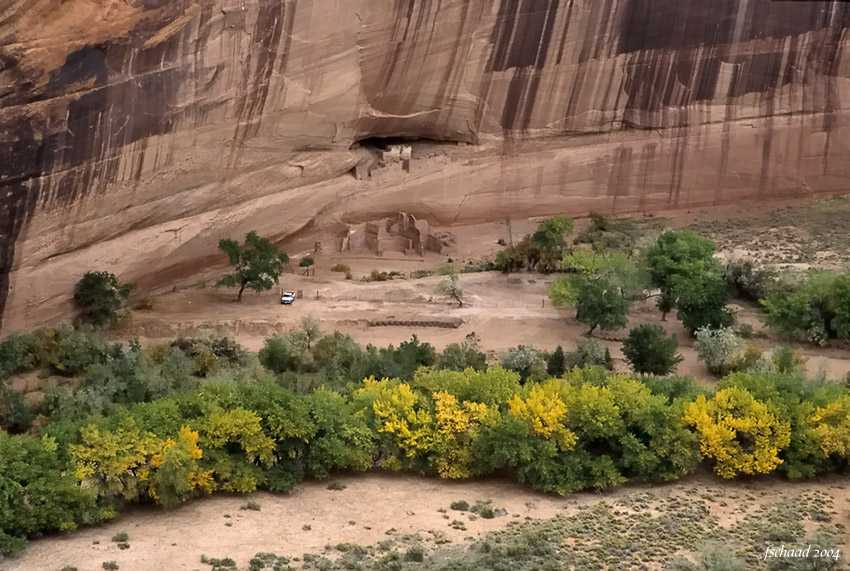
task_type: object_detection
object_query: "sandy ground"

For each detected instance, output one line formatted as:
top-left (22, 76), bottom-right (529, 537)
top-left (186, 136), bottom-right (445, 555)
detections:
top-left (114, 267), bottom-right (850, 383)
top-left (6, 471), bottom-right (849, 571)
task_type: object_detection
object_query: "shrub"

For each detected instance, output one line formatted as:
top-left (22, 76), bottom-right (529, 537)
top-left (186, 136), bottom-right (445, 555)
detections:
top-left (242, 500), bottom-right (261, 511)
top-left (730, 345), bottom-right (770, 374)
top-left (500, 345), bottom-right (547, 383)
top-left (565, 338), bottom-right (610, 370)
top-left (766, 527), bottom-right (844, 571)
top-left (724, 259), bottom-right (777, 301)
top-left (0, 334), bottom-right (37, 378)
top-left (772, 346), bottom-right (807, 374)
top-left (0, 387), bottom-right (33, 432)
top-left (760, 271), bottom-right (850, 345)
top-left (300, 257), bottom-right (314, 268)
top-left (327, 482), bottom-right (347, 491)
top-left (437, 262), bottom-right (459, 276)
top-left (102, 562), bottom-right (119, 570)
top-left (331, 263), bottom-right (351, 273)
top-left (193, 350), bottom-right (220, 377)
top-left (111, 531), bottom-right (129, 543)
top-left (694, 327), bottom-right (741, 376)
top-left (171, 331), bottom-right (247, 369)
top-left (202, 557), bottom-right (237, 571)
top-left (471, 501), bottom-right (496, 519)
top-left (573, 214), bottom-right (645, 253)
top-left (370, 269), bottom-right (388, 282)
top-left (74, 271), bottom-right (135, 328)
top-left (404, 545), bottom-right (426, 562)
top-left (450, 500), bottom-right (469, 511)
top-left (621, 324), bottom-right (683, 376)
top-left (668, 541), bottom-right (748, 571)
top-left (736, 322), bottom-right (756, 338)
top-left (135, 295), bottom-right (156, 311)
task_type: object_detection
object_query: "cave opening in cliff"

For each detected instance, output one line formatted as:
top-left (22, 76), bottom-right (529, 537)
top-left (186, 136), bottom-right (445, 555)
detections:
top-left (350, 136), bottom-right (464, 181)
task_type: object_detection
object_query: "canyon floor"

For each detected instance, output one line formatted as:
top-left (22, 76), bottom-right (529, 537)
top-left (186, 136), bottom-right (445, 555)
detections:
top-left (106, 196), bottom-right (850, 382)
top-left (8, 472), bottom-right (849, 571)
top-left (6, 197), bottom-right (850, 570)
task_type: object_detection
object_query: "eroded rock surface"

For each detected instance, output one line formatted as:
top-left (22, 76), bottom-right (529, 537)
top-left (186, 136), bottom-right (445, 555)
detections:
top-left (2, 0), bottom-right (850, 331)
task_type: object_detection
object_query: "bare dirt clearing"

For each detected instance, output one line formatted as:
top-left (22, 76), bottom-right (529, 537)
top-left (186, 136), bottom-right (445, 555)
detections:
top-left (7, 472), bottom-right (849, 571)
top-left (119, 271), bottom-right (850, 383)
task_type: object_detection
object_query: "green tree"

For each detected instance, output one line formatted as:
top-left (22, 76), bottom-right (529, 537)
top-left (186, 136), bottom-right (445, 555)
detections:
top-left (671, 266), bottom-right (733, 331)
top-left (311, 331), bottom-right (363, 387)
top-left (547, 346), bottom-right (566, 377)
top-left (73, 271), bottom-right (135, 328)
top-left (646, 230), bottom-right (722, 322)
top-left (621, 324), bottom-right (682, 375)
top-left (258, 332), bottom-right (313, 374)
top-left (549, 252), bottom-right (641, 334)
top-left (299, 316), bottom-right (321, 350)
top-left (0, 432), bottom-right (111, 554)
top-left (573, 274), bottom-right (631, 334)
top-left (494, 235), bottom-right (530, 273)
top-left (437, 333), bottom-right (487, 372)
top-left (216, 231), bottom-right (289, 301)
top-left (437, 272), bottom-right (464, 307)
top-left (529, 217), bottom-right (574, 272)
top-left (299, 257), bottom-right (314, 268)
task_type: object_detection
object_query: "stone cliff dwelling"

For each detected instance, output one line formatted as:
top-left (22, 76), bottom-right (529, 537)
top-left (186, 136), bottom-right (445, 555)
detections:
top-left (340, 212), bottom-right (455, 256)
top-left (351, 138), bottom-right (458, 183)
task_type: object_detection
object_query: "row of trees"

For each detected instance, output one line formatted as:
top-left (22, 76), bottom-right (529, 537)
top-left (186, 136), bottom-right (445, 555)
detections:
top-left (0, 321), bottom-right (494, 432)
top-left (0, 316), bottom-right (689, 438)
top-left (2, 362), bottom-right (848, 553)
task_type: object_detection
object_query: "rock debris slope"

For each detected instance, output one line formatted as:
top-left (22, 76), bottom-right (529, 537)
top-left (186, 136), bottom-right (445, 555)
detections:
top-left (1, 0), bottom-right (850, 331)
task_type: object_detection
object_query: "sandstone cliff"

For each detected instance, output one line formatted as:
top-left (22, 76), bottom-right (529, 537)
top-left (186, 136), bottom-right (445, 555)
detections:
top-left (2, 0), bottom-right (850, 331)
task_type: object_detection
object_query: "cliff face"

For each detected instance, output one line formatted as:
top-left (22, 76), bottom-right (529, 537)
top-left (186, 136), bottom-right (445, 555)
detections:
top-left (2, 0), bottom-right (850, 331)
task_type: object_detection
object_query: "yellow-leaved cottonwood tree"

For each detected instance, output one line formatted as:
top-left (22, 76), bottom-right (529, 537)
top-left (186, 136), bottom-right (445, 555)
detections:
top-left (683, 387), bottom-right (791, 478)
